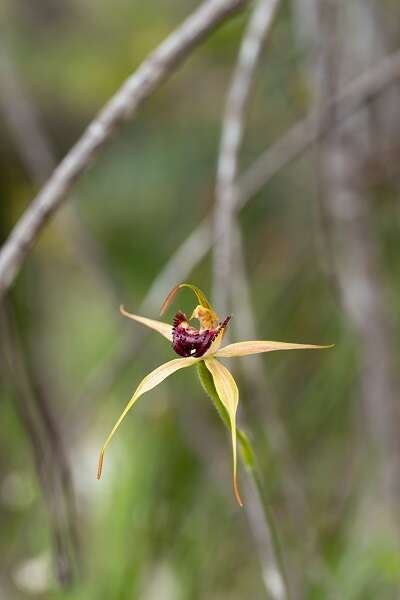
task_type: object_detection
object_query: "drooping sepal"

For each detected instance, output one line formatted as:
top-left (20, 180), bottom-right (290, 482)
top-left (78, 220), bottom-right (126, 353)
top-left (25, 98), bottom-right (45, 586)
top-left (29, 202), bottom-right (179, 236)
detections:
top-left (203, 357), bottom-right (243, 507)
top-left (196, 360), bottom-right (255, 472)
top-left (97, 356), bottom-right (199, 479)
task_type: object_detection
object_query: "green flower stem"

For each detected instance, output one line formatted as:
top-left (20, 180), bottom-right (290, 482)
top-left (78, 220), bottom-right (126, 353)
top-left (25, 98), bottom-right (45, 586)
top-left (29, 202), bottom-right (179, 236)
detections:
top-left (196, 360), bottom-right (290, 600)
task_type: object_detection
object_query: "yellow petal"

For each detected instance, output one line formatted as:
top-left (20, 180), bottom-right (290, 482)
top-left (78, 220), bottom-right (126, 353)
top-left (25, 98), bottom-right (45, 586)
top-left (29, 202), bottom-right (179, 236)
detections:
top-left (190, 305), bottom-right (219, 330)
top-left (204, 357), bottom-right (243, 507)
top-left (97, 356), bottom-right (198, 479)
top-left (214, 340), bottom-right (334, 358)
top-left (120, 305), bottom-right (173, 341)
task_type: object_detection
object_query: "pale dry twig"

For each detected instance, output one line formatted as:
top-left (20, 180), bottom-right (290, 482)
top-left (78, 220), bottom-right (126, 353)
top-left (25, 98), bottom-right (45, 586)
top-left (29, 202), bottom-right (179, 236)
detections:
top-left (301, 0), bottom-right (400, 529)
top-left (0, 0), bottom-right (249, 298)
top-left (213, 0), bottom-right (280, 314)
top-left (213, 2), bottom-right (290, 598)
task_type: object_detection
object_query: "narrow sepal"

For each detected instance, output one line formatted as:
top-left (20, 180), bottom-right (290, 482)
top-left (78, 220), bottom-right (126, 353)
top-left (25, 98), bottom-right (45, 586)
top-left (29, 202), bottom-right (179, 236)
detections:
top-left (214, 340), bottom-right (334, 358)
top-left (97, 356), bottom-right (199, 479)
top-left (120, 305), bottom-right (173, 341)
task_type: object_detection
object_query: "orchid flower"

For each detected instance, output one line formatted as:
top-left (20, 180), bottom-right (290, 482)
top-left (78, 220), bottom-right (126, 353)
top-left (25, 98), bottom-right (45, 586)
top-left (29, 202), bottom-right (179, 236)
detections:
top-left (97, 283), bottom-right (333, 506)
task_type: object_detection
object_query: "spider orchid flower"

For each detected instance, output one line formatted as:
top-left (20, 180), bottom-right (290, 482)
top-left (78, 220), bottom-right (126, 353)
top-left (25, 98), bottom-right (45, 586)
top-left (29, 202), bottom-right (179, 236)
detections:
top-left (97, 283), bottom-right (333, 506)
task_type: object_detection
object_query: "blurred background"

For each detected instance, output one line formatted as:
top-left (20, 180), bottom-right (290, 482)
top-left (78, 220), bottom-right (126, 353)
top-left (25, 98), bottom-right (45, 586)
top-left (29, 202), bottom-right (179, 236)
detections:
top-left (1, 0), bottom-right (400, 598)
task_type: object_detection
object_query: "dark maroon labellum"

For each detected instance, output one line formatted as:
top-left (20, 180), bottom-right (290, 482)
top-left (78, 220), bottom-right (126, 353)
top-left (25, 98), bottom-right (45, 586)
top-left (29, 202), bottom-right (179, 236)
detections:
top-left (172, 312), bottom-right (231, 358)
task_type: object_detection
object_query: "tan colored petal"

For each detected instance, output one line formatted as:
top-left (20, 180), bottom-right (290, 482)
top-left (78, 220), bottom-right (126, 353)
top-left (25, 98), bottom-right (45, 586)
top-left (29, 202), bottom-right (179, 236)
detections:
top-left (204, 357), bottom-right (243, 507)
top-left (190, 305), bottom-right (219, 330)
top-left (120, 305), bottom-right (173, 341)
top-left (214, 340), bottom-right (334, 358)
top-left (97, 356), bottom-right (198, 479)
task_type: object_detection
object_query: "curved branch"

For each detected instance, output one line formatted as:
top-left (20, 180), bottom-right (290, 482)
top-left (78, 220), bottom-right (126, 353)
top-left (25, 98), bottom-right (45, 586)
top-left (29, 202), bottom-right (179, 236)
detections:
top-left (213, 0), bottom-right (280, 313)
top-left (237, 48), bottom-right (400, 207)
top-left (0, 0), bottom-right (248, 298)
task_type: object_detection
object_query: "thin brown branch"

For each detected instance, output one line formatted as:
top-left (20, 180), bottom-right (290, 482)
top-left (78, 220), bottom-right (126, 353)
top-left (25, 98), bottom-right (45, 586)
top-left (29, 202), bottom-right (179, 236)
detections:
top-left (0, 0), bottom-right (248, 298)
top-left (0, 300), bottom-right (80, 586)
top-left (230, 228), bottom-right (295, 599)
top-left (231, 226), bottom-right (340, 596)
top-left (213, 0), bottom-right (280, 314)
top-left (179, 398), bottom-right (288, 600)
top-left (214, 2), bottom-right (289, 598)
top-left (308, 0), bottom-right (400, 528)
top-left (312, 0), bottom-right (342, 299)
top-left (237, 47), bottom-right (400, 207)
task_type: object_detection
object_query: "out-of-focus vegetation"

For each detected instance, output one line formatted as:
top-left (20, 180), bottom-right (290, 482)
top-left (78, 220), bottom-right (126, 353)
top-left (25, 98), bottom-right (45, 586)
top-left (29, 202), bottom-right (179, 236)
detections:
top-left (1, 1), bottom-right (400, 598)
